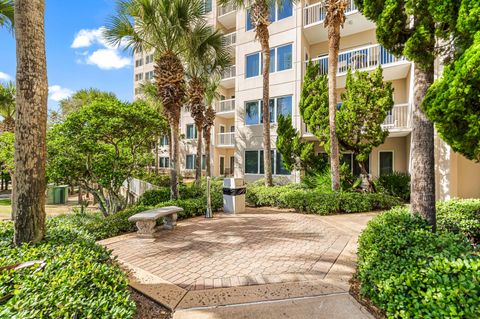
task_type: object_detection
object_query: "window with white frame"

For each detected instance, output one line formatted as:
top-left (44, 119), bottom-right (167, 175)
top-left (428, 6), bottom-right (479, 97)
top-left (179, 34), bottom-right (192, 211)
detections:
top-left (246, 0), bottom-right (293, 31)
top-left (135, 58), bottom-right (143, 67)
top-left (134, 87), bottom-right (141, 95)
top-left (245, 44), bottom-right (292, 78)
top-left (145, 71), bottom-right (154, 81)
top-left (203, 0), bottom-right (212, 13)
top-left (186, 154), bottom-right (206, 170)
top-left (159, 157), bottom-right (169, 168)
top-left (245, 150), bottom-right (290, 175)
top-left (145, 54), bottom-right (154, 64)
top-left (245, 95), bottom-right (292, 125)
top-left (159, 135), bottom-right (168, 146)
top-left (379, 151), bottom-right (394, 176)
top-left (135, 73), bottom-right (143, 81)
top-left (186, 124), bottom-right (197, 139)
top-left (341, 153), bottom-right (370, 176)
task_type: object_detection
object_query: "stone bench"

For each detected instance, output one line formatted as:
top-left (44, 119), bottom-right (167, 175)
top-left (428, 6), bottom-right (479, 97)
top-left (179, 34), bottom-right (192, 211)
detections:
top-left (128, 206), bottom-right (183, 237)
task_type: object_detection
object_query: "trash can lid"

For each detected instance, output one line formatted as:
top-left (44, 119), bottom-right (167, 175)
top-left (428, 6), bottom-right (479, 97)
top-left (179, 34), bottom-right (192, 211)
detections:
top-left (223, 178), bottom-right (245, 188)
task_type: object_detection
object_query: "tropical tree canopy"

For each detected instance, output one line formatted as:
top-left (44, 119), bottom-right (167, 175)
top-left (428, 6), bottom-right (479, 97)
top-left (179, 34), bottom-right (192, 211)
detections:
top-left (0, 0), bottom-right (14, 30)
top-left (0, 131), bottom-right (14, 174)
top-left (47, 96), bottom-right (167, 216)
top-left (423, 33), bottom-right (480, 162)
top-left (50, 88), bottom-right (116, 123)
top-left (300, 63), bottom-right (394, 177)
top-left (0, 81), bottom-right (15, 132)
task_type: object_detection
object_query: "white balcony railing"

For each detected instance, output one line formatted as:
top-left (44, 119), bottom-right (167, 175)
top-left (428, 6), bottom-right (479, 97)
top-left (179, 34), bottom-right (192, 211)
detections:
top-left (216, 98), bottom-right (235, 113)
top-left (221, 65), bottom-right (236, 79)
top-left (217, 132), bottom-right (235, 146)
top-left (382, 104), bottom-right (410, 130)
top-left (222, 32), bottom-right (237, 47)
top-left (303, 0), bottom-right (358, 27)
top-left (218, 4), bottom-right (235, 17)
top-left (309, 44), bottom-right (406, 75)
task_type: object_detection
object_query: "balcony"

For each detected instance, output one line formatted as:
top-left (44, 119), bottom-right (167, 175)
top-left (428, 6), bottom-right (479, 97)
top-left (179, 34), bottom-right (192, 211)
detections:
top-left (217, 132), bottom-right (235, 147)
top-left (220, 65), bottom-right (236, 88)
top-left (308, 44), bottom-right (410, 86)
top-left (222, 31), bottom-right (236, 47)
top-left (382, 103), bottom-right (411, 136)
top-left (303, 0), bottom-right (375, 44)
top-left (216, 98), bottom-right (235, 118)
top-left (217, 4), bottom-right (236, 29)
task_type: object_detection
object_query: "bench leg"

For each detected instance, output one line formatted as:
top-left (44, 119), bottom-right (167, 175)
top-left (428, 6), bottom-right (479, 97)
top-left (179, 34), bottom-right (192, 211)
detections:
top-left (163, 213), bottom-right (177, 230)
top-left (136, 220), bottom-right (156, 237)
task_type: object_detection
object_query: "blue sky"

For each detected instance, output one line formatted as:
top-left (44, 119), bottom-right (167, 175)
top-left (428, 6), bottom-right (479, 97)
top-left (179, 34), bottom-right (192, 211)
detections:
top-left (0, 0), bottom-right (133, 111)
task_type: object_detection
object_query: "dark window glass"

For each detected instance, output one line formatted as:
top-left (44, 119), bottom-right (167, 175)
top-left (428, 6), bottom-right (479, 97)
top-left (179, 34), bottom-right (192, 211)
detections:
top-left (245, 151), bottom-right (258, 173)
top-left (246, 10), bottom-right (254, 31)
top-left (245, 101), bottom-right (260, 125)
top-left (278, 0), bottom-right (293, 20)
top-left (246, 53), bottom-right (260, 78)
top-left (276, 152), bottom-right (290, 175)
top-left (277, 44), bottom-right (292, 71)
top-left (277, 96), bottom-right (292, 120)
top-left (379, 152), bottom-right (393, 176)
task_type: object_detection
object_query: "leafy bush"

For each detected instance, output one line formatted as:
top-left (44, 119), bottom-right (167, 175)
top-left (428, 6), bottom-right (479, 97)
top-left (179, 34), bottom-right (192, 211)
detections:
top-left (375, 171), bottom-right (411, 201)
top-left (437, 199), bottom-right (480, 245)
top-left (357, 208), bottom-right (479, 318)
top-left (134, 173), bottom-right (178, 187)
top-left (301, 169), bottom-right (332, 193)
top-left (138, 188), bottom-right (171, 206)
top-left (246, 185), bottom-right (402, 215)
top-left (0, 221), bottom-right (135, 318)
top-left (138, 179), bottom-right (224, 212)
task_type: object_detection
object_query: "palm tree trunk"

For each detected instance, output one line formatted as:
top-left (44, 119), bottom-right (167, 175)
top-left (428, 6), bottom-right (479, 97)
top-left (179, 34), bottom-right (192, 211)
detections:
top-left (327, 17), bottom-right (341, 191)
top-left (13, 0), bottom-right (47, 245)
top-left (258, 27), bottom-right (273, 187)
top-left (205, 126), bottom-right (212, 177)
top-left (170, 120), bottom-right (180, 200)
top-left (411, 64), bottom-right (436, 230)
top-left (195, 126), bottom-right (203, 187)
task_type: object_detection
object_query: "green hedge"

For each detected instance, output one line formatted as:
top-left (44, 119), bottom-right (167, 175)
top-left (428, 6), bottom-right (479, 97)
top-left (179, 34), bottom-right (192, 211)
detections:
top-left (0, 221), bottom-right (135, 318)
top-left (437, 199), bottom-right (480, 245)
top-left (357, 208), bottom-right (479, 318)
top-left (246, 185), bottom-right (402, 215)
top-left (375, 171), bottom-right (411, 201)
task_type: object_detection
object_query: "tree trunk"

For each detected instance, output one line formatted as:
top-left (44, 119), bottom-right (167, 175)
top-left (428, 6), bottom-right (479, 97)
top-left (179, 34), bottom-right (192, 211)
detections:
top-left (155, 138), bottom-right (159, 174)
top-left (195, 126), bottom-right (203, 187)
top-left (411, 65), bottom-right (436, 230)
top-left (170, 120), bottom-right (180, 200)
top-left (259, 26), bottom-right (273, 187)
top-left (327, 18), bottom-right (341, 191)
top-left (13, 0), bottom-right (48, 245)
top-left (205, 126), bottom-right (212, 177)
top-left (358, 160), bottom-right (375, 193)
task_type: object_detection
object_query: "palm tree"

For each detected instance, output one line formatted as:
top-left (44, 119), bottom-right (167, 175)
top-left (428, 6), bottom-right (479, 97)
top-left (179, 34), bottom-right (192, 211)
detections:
top-left (185, 23), bottom-right (230, 186)
top-left (204, 79), bottom-right (221, 178)
top-left (219, 0), bottom-right (295, 186)
top-left (139, 81), bottom-right (166, 174)
top-left (0, 0), bottom-right (14, 30)
top-left (105, 0), bottom-right (205, 200)
top-left (0, 81), bottom-right (15, 132)
top-left (13, 0), bottom-right (48, 245)
top-left (324, 0), bottom-right (347, 191)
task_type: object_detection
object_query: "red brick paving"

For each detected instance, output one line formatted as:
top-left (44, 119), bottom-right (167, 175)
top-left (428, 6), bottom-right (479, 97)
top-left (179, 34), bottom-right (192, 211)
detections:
top-left (104, 208), bottom-right (355, 291)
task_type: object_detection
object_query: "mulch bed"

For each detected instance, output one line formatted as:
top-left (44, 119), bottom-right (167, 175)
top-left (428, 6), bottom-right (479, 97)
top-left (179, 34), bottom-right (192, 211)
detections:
top-left (129, 288), bottom-right (172, 319)
top-left (349, 274), bottom-right (386, 319)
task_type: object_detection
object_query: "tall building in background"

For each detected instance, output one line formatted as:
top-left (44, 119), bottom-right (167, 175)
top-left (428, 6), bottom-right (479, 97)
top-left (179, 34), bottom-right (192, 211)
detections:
top-left (133, 0), bottom-right (480, 200)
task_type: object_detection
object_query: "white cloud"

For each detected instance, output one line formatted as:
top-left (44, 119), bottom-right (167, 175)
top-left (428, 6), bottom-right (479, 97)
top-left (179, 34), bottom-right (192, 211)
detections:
top-left (71, 26), bottom-right (131, 70)
top-left (86, 49), bottom-right (132, 70)
top-left (71, 27), bottom-right (107, 49)
top-left (0, 72), bottom-right (12, 82)
top-left (49, 85), bottom-right (74, 102)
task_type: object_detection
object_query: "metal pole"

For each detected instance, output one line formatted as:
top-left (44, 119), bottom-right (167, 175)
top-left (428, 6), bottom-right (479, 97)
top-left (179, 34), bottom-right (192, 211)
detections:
top-left (205, 176), bottom-right (213, 218)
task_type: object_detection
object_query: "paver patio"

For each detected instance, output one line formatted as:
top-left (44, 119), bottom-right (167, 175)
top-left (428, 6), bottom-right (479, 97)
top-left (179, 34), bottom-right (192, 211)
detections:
top-left (99, 208), bottom-right (377, 318)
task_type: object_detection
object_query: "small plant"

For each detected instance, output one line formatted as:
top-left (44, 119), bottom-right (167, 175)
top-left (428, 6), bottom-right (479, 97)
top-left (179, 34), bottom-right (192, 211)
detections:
top-left (375, 171), bottom-right (411, 201)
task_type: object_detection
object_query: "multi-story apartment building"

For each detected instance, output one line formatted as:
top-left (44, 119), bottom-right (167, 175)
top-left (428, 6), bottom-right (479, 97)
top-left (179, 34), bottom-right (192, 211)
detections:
top-left (133, 0), bottom-right (480, 200)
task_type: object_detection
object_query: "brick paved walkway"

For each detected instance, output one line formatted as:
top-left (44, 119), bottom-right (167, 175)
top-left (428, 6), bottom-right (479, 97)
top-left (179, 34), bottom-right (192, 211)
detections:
top-left (100, 208), bottom-right (376, 316)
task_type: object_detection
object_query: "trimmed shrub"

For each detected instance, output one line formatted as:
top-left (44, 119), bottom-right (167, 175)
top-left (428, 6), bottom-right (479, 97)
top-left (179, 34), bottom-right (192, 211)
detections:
top-left (357, 208), bottom-right (479, 318)
top-left (246, 185), bottom-right (402, 215)
top-left (137, 188), bottom-right (171, 206)
top-left (437, 198), bottom-right (480, 245)
top-left (375, 171), bottom-right (411, 201)
top-left (0, 221), bottom-right (135, 318)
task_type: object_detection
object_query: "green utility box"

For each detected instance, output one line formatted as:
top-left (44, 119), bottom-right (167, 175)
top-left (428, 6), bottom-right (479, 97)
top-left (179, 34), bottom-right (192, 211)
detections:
top-left (46, 184), bottom-right (69, 205)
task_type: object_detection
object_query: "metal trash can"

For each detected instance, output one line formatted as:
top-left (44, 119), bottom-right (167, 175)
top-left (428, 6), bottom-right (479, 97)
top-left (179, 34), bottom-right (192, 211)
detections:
top-left (223, 178), bottom-right (246, 214)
